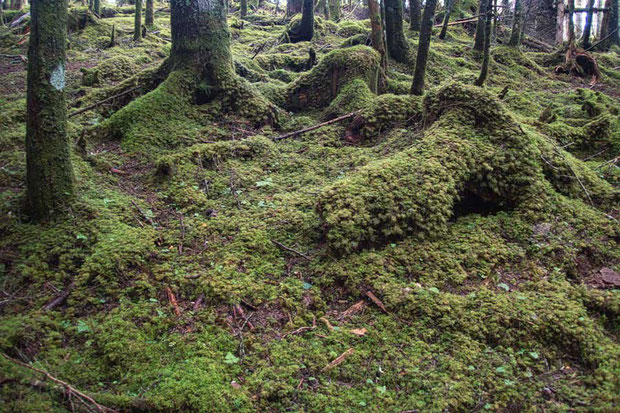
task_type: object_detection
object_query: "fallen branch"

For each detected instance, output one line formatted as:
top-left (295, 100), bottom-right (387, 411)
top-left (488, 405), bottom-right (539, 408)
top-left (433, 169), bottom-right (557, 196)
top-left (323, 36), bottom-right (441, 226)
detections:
top-left (271, 239), bottom-right (311, 260)
top-left (272, 110), bottom-right (361, 142)
top-left (68, 86), bottom-right (141, 118)
top-left (42, 281), bottom-right (75, 311)
top-left (2, 353), bottom-right (116, 413)
top-left (322, 348), bottom-right (355, 372)
top-left (585, 27), bottom-right (619, 52)
top-left (166, 287), bottom-right (182, 317)
top-left (365, 290), bottom-right (388, 313)
top-left (434, 14), bottom-right (481, 27)
top-left (130, 200), bottom-right (156, 227)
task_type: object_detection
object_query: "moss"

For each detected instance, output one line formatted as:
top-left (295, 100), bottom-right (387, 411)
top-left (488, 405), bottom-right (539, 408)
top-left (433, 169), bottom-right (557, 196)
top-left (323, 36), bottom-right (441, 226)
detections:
top-left (284, 46), bottom-right (381, 111)
top-left (323, 78), bottom-right (374, 120)
top-left (337, 20), bottom-right (369, 38)
top-left (81, 55), bottom-right (139, 86)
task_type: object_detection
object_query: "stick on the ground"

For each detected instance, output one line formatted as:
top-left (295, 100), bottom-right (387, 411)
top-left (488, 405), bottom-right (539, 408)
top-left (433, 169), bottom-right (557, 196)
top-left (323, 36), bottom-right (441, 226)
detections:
top-left (43, 280), bottom-right (75, 311)
top-left (272, 110), bottom-right (361, 142)
top-left (2, 353), bottom-right (116, 413)
top-left (322, 348), bottom-right (355, 372)
top-left (68, 86), bottom-right (141, 118)
top-left (271, 239), bottom-right (311, 260)
top-left (130, 200), bottom-right (156, 227)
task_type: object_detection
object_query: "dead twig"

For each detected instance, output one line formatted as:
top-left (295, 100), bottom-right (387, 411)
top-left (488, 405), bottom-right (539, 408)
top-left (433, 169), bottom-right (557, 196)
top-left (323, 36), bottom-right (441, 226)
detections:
top-left (272, 110), bottom-right (361, 142)
top-left (130, 200), bottom-right (156, 227)
top-left (2, 353), bottom-right (116, 413)
top-left (322, 348), bottom-right (355, 372)
top-left (42, 281), bottom-right (75, 311)
top-left (365, 290), bottom-right (388, 313)
top-left (68, 86), bottom-right (141, 118)
top-left (271, 239), bottom-right (311, 260)
top-left (166, 287), bottom-right (182, 317)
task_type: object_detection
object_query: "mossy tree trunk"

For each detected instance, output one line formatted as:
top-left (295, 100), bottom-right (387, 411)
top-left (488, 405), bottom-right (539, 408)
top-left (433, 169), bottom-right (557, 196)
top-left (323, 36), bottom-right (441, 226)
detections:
top-left (567, 0), bottom-right (575, 43)
top-left (508, 0), bottom-right (523, 47)
top-left (93, 0), bottom-right (100, 14)
top-left (10, 0), bottom-right (23, 10)
top-left (289, 0), bottom-right (314, 42)
top-left (410, 0), bottom-right (437, 95)
top-left (438, 0), bottom-right (453, 39)
top-left (323, 0), bottom-right (330, 19)
top-left (384, 0), bottom-right (409, 62)
top-left (602, 0), bottom-right (619, 48)
top-left (330, 0), bottom-right (341, 20)
top-left (473, 0), bottom-right (487, 51)
top-left (26, 0), bottom-right (75, 221)
top-left (240, 0), bottom-right (248, 17)
top-left (368, 0), bottom-right (387, 70)
top-left (134, 0), bottom-right (142, 41)
top-left (145, 0), bottom-right (154, 26)
top-left (582, 0), bottom-right (595, 48)
top-left (475, 0), bottom-right (492, 86)
top-left (409, 0), bottom-right (421, 31)
top-left (555, 0), bottom-right (564, 44)
top-left (288, 0), bottom-right (302, 15)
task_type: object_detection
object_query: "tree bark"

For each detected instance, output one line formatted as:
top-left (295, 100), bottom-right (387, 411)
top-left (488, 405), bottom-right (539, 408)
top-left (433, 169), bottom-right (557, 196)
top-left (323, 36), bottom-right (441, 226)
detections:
top-left (409, 0), bottom-right (421, 31)
top-left (439, 0), bottom-right (453, 39)
top-left (11, 0), bottom-right (23, 10)
top-left (475, 0), bottom-right (493, 86)
top-left (411, 0), bottom-right (437, 95)
top-left (555, 0), bottom-right (565, 44)
top-left (289, 0), bottom-right (314, 42)
top-left (473, 0), bottom-right (487, 51)
top-left (384, 0), bottom-right (409, 62)
top-left (134, 0), bottom-right (142, 41)
top-left (26, 0), bottom-right (75, 221)
top-left (582, 0), bottom-right (595, 48)
top-left (288, 0), bottom-right (302, 15)
top-left (93, 0), bottom-right (100, 14)
top-left (508, 0), bottom-right (523, 47)
top-left (241, 0), bottom-right (248, 17)
top-left (145, 0), bottom-right (154, 26)
top-left (368, 0), bottom-right (387, 70)
top-left (602, 0), bottom-right (619, 48)
top-left (567, 0), bottom-right (575, 43)
top-left (330, 0), bottom-right (341, 20)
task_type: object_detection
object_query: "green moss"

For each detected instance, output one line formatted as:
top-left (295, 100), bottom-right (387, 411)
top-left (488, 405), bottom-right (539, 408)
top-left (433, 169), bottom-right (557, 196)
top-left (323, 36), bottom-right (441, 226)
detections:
top-left (81, 55), bottom-right (139, 86)
top-left (323, 78), bottom-right (374, 119)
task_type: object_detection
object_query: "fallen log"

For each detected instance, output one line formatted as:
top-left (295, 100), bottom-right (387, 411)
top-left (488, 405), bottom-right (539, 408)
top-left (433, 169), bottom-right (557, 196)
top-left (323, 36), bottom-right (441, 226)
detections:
top-left (272, 110), bottom-right (361, 141)
top-left (69, 86), bottom-right (141, 118)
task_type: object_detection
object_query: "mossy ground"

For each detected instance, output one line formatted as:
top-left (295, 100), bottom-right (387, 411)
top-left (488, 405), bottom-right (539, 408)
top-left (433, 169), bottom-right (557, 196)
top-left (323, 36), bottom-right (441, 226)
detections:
top-left (1, 6), bottom-right (619, 412)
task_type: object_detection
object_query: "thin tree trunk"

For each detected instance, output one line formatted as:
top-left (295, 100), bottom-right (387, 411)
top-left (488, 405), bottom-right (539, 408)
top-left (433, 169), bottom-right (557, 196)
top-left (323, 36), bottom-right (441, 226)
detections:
top-left (602, 0), bottom-right (619, 48)
top-left (241, 0), bottom-right (248, 17)
top-left (368, 0), bottom-right (387, 70)
top-left (26, 0), bottom-right (75, 221)
top-left (438, 0), bottom-right (453, 39)
top-left (11, 0), bottom-right (23, 10)
top-left (473, 0), bottom-right (487, 51)
top-left (330, 0), bottom-right (341, 20)
top-left (323, 0), bottom-right (330, 19)
top-left (567, 0), bottom-right (575, 43)
top-left (289, 0), bottom-right (314, 42)
top-left (508, 0), bottom-right (523, 46)
top-left (409, 0), bottom-right (421, 30)
top-left (145, 0), bottom-right (154, 26)
top-left (384, 0), bottom-right (409, 62)
top-left (411, 0), bottom-right (437, 95)
top-left (555, 0), bottom-right (565, 44)
top-left (288, 0), bottom-right (302, 15)
top-left (134, 0), bottom-right (142, 41)
top-left (475, 0), bottom-right (493, 86)
top-left (93, 0), bottom-right (100, 14)
top-left (582, 0), bottom-right (595, 48)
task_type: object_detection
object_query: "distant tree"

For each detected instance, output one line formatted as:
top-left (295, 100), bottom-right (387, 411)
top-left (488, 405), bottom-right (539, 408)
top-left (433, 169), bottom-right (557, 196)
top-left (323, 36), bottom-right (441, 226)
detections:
top-left (289, 0), bottom-right (314, 42)
top-left (475, 0), bottom-right (492, 86)
top-left (473, 0), bottom-right (487, 51)
top-left (368, 0), bottom-right (387, 70)
top-left (241, 0), bottom-right (248, 18)
top-left (411, 0), bottom-right (437, 95)
top-left (384, 0), bottom-right (409, 62)
top-left (330, 0), bottom-right (341, 20)
top-left (93, 0), bottom-right (100, 14)
top-left (288, 0), bottom-right (302, 15)
top-left (145, 0), bottom-right (154, 26)
top-left (26, 0), bottom-right (75, 220)
top-left (322, 0), bottom-right (330, 19)
top-left (134, 0), bottom-right (142, 41)
top-left (439, 0), bottom-right (454, 39)
top-left (508, 0), bottom-right (523, 47)
top-left (409, 0), bottom-right (421, 31)
top-left (567, 0), bottom-right (575, 43)
top-left (11, 0), bottom-right (23, 10)
top-left (582, 0), bottom-right (595, 48)
top-left (601, 0), bottom-right (619, 49)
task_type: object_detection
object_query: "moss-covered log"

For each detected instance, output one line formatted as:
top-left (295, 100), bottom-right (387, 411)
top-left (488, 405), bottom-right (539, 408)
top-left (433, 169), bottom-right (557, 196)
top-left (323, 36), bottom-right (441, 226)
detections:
top-left (26, 0), bottom-right (75, 220)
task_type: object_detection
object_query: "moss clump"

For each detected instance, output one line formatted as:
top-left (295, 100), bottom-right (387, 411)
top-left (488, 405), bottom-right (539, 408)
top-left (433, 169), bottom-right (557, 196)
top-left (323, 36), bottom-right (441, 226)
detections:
top-left (323, 78), bottom-right (374, 120)
top-left (337, 20), bottom-right (369, 37)
top-left (81, 55), bottom-right (139, 86)
top-left (284, 46), bottom-right (381, 111)
top-left (318, 82), bottom-right (541, 253)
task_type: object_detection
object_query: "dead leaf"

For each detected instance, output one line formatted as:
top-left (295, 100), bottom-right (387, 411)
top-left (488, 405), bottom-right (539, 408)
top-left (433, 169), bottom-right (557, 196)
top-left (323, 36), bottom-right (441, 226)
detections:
top-left (349, 328), bottom-right (367, 336)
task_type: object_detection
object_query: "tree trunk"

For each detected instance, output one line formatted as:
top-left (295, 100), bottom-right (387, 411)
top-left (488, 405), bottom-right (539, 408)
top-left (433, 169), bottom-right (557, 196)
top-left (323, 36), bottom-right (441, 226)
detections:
top-left (567, 0), bottom-right (575, 43)
top-left (438, 0), bottom-right (453, 39)
top-left (288, 0), bottom-right (302, 15)
top-left (145, 0), bottom-right (154, 26)
top-left (473, 0), bottom-right (487, 51)
top-left (11, 0), bottom-right (23, 10)
top-left (26, 0), bottom-right (75, 221)
top-left (582, 0), bottom-right (595, 48)
top-left (384, 0), bottom-right (409, 62)
top-left (508, 0), bottom-right (523, 47)
top-left (409, 0), bottom-right (421, 30)
top-left (289, 0), bottom-right (314, 42)
top-left (555, 0), bottom-right (565, 44)
top-left (93, 0), bottom-right (100, 14)
top-left (323, 0), bottom-right (330, 19)
top-left (475, 0), bottom-right (493, 86)
top-left (134, 0), bottom-right (142, 41)
top-left (602, 0), bottom-right (619, 48)
top-left (241, 0), bottom-right (248, 17)
top-left (368, 0), bottom-right (387, 70)
top-left (411, 0), bottom-right (437, 95)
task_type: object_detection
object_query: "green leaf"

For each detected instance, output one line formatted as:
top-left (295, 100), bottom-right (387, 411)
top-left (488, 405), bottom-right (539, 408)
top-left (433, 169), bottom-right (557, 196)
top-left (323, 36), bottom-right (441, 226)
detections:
top-left (76, 233), bottom-right (87, 240)
top-left (302, 282), bottom-right (312, 290)
top-left (529, 351), bottom-right (539, 360)
top-left (377, 385), bottom-right (386, 394)
top-left (76, 320), bottom-right (90, 333)
top-left (495, 366), bottom-right (507, 374)
top-left (224, 352), bottom-right (240, 364)
top-left (256, 177), bottom-right (274, 187)
top-left (428, 287), bottom-right (440, 293)
top-left (497, 283), bottom-right (510, 291)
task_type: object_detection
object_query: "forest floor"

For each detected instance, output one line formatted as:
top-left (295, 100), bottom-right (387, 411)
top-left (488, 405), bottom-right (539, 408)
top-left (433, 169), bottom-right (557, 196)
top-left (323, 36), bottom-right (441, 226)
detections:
top-left (1, 6), bottom-right (619, 412)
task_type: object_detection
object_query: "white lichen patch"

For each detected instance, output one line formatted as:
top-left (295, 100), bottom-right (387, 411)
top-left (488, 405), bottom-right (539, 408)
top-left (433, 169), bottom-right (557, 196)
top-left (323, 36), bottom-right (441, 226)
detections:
top-left (50, 64), bottom-right (65, 91)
